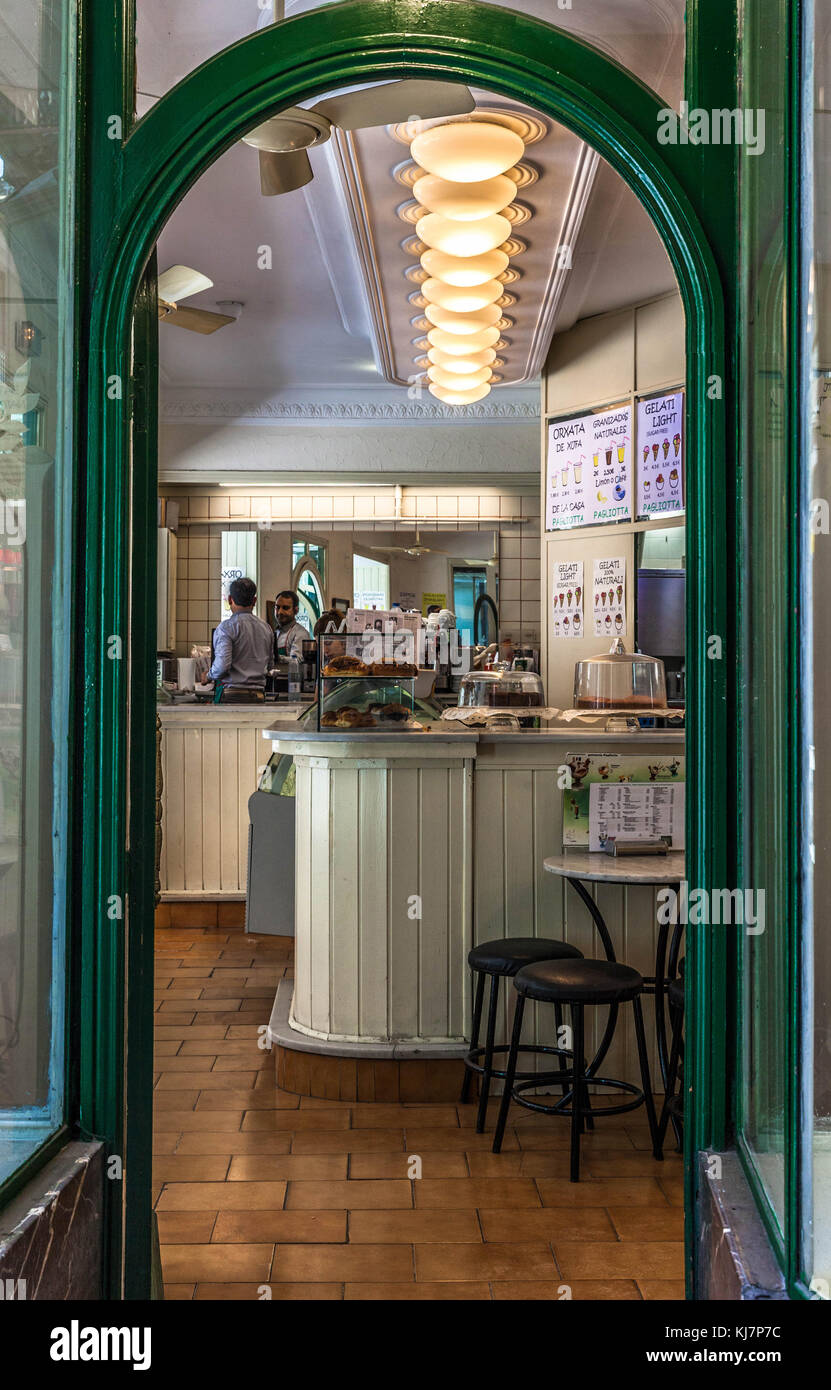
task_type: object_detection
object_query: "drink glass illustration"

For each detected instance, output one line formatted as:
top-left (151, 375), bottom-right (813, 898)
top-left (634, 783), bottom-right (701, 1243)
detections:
top-left (617, 445), bottom-right (625, 466)
top-left (574, 462), bottom-right (582, 483)
top-left (561, 465), bottom-right (569, 486)
top-left (605, 448), bottom-right (613, 467)
top-left (593, 452), bottom-right (600, 471)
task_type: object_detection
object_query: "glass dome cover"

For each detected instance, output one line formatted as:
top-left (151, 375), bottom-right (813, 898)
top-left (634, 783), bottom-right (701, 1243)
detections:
top-left (458, 668), bottom-right (545, 709)
top-left (573, 639), bottom-right (667, 710)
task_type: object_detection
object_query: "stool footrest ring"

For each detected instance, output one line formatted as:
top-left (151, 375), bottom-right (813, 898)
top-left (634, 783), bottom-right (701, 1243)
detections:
top-left (510, 1072), bottom-right (650, 1122)
top-left (463, 1042), bottom-right (573, 1086)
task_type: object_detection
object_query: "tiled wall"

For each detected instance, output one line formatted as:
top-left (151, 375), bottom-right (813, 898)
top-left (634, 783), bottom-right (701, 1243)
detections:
top-left (161, 486), bottom-right (541, 655)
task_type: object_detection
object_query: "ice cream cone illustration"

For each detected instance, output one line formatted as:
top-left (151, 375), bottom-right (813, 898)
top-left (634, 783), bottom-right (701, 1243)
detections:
top-left (595, 593), bottom-right (599, 607)
top-left (601, 590), bottom-right (607, 607)
top-left (559, 592), bottom-right (565, 609)
top-left (614, 612), bottom-right (623, 632)
top-left (652, 443), bottom-right (659, 461)
top-left (662, 438), bottom-right (670, 460)
top-left (656, 473), bottom-right (665, 493)
top-left (616, 584), bottom-right (623, 605)
top-left (669, 467), bottom-right (679, 489)
top-left (567, 589), bottom-right (573, 606)
top-left (575, 586), bottom-right (582, 605)
top-left (673, 432), bottom-right (681, 458)
top-left (643, 445), bottom-right (649, 463)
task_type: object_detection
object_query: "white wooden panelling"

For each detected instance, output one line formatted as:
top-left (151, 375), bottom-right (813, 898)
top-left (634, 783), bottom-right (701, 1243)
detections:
top-left (158, 709), bottom-right (277, 898)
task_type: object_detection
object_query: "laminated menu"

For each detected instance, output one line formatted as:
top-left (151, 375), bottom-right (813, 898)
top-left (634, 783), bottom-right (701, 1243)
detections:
top-left (636, 391), bottom-right (684, 517)
top-left (588, 781), bottom-right (685, 851)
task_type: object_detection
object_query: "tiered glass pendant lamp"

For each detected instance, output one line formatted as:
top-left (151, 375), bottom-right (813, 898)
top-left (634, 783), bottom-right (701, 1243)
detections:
top-left (409, 121), bottom-right (526, 404)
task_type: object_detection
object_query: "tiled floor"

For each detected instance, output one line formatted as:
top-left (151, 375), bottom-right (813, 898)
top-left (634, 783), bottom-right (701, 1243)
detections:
top-left (154, 923), bottom-right (685, 1301)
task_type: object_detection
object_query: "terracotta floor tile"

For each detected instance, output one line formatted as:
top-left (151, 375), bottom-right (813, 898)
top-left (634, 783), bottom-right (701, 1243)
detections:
top-left (242, 1109), bottom-right (350, 1132)
top-left (212, 1211), bottom-right (347, 1244)
top-left (195, 1282), bottom-right (343, 1300)
top-left (195, 1089), bottom-right (299, 1111)
top-left (637, 1279), bottom-right (686, 1300)
top-left (153, 1011), bottom-right (197, 1027)
top-left (554, 1241), bottom-right (684, 1281)
top-left (176, 1132), bottom-right (292, 1156)
top-left (513, 1127), bottom-right (638, 1151)
top-left (157, 1071), bottom-right (259, 1091)
top-left (349, 1104), bottom-right (460, 1129)
top-left (159, 985), bottom-right (204, 1000)
top-left (658, 1178), bottom-right (684, 1207)
top-left (152, 1156), bottom-right (231, 1183)
top-left (414, 1178), bottom-right (541, 1209)
top-left (179, 1039), bottom-right (272, 1057)
top-left (162, 1284), bottom-right (195, 1300)
top-left (155, 1025), bottom-right (229, 1041)
top-left (212, 1054), bottom-right (271, 1072)
top-left (157, 1181), bottom-right (287, 1211)
top-left (285, 1180), bottom-right (412, 1210)
top-left (153, 1134), bottom-right (181, 1155)
top-left (165, 967), bottom-right (214, 979)
top-left (289, 1129), bottom-right (405, 1154)
top-left (492, 1279), bottom-right (641, 1301)
top-left (479, 1208), bottom-right (616, 1242)
top-left (157, 1212), bottom-right (218, 1243)
top-left (403, 1126), bottom-right (519, 1153)
top-left (535, 1177), bottom-right (668, 1207)
top-left (154, 1110), bottom-right (245, 1132)
top-left (271, 1244), bottom-right (414, 1283)
top-left (465, 1152), bottom-right (576, 1179)
top-left (160, 1244), bottom-right (273, 1283)
top-left (156, 1053), bottom-right (218, 1070)
top-left (416, 1242), bottom-right (557, 1282)
top-left (228, 1155), bottom-right (347, 1182)
top-left (225, 1025), bottom-right (266, 1039)
top-left (154, 1041), bottom-right (182, 1057)
top-left (584, 1153), bottom-right (681, 1178)
top-left (345, 1281), bottom-right (491, 1300)
top-left (348, 1209), bottom-right (481, 1244)
top-left (153, 1090), bottom-right (200, 1111)
top-left (348, 1152), bottom-right (467, 1179)
top-left (609, 1206), bottom-right (684, 1242)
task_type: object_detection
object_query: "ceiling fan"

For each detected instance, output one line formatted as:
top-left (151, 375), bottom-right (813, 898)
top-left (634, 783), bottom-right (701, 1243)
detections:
top-left (157, 265), bottom-right (239, 335)
top-left (370, 529), bottom-right (449, 559)
top-left (242, 80), bottom-right (475, 197)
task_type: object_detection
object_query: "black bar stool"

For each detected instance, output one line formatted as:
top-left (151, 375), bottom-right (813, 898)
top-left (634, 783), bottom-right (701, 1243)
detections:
top-left (492, 957), bottom-right (663, 1181)
top-left (461, 937), bottom-right (584, 1134)
top-left (658, 975), bottom-right (685, 1149)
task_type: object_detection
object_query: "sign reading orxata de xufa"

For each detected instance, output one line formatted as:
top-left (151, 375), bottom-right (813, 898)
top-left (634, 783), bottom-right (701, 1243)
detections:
top-left (546, 405), bottom-right (632, 531)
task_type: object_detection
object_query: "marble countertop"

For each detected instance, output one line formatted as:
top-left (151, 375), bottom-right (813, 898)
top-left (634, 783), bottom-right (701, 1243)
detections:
top-left (543, 850), bottom-right (686, 885)
top-left (263, 722), bottom-right (685, 746)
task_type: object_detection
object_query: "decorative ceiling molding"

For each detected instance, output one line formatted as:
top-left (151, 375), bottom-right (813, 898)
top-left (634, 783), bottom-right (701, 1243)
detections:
top-left (160, 393), bottom-right (540, 424)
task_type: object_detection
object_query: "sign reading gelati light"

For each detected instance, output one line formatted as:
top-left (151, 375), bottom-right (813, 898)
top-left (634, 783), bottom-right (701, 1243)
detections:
top-left (546, 405), bottom-right (631, 529)
top-left (588, 406), bottom-right (632, 524)
top-left (637, 390), bottom-right (684, 516)
top-left (545, 413), bottom-right (590, 530)
top-left (552, 559), bottom-right (584, 639)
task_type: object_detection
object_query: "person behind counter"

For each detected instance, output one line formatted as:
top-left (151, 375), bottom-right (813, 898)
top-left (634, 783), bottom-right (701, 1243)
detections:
top-left (205, 576), bottom-right (274, 703)
top-left (273, 589), bottom-right (308, 661)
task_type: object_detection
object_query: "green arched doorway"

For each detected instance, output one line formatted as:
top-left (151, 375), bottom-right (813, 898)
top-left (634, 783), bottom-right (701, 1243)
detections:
top-left (78, 0), bottom-right (730, 1296)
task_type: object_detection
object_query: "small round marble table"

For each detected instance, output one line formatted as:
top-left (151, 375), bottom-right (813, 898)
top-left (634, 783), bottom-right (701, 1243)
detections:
top-left (543, 850), bottom-right (686, 1134)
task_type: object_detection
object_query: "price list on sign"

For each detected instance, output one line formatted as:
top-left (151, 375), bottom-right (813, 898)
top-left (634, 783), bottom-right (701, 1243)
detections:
top-left (636, 391), bottom-right (684, 516)
top-left (546, 406), bottom-right (632, 530)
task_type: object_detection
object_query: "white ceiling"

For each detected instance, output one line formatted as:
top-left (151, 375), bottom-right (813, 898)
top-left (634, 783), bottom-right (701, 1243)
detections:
top-left (137, 0), bottom-right (683, 402)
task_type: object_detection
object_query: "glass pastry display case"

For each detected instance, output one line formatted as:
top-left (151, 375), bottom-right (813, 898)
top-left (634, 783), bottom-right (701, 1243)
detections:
top-left (317, 631), bottom-right (417, 731)
top-left (572, 638), bottom-right (667, 710)
top-left (454, 666), bottom-right (546, 728)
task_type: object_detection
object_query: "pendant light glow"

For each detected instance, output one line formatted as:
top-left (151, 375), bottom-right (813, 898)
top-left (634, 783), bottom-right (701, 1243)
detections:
top-left (413, 172), bottom-right (515, 221)
top-left (424, 302), bottom-right (502, 335)
top-left (427, 325), bottom-right (501, 355)
top-left (420, 248), bottom-right (509, 287)
top-left (428, 346), bottom-right (496, 374)
top-left (411, 122), bottom-right (525, 182)
top-left (428, 364), bottom-right (492, 391)
top-left (429, 381), bottom-right (492, 405)
top-left (416, 211), bottom-right (510, 257)
top-left (422, 278), bottom-right (503, 313)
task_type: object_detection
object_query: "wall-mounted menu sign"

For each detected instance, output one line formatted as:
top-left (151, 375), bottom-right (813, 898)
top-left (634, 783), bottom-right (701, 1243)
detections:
top-left (552, 560), bottom-right (584, 639)
top-left (546, 406), bottom-right (632, 530)
top-left (593, 556), bottom-right (627, 638)
top-left (636, 391), bottom-right (684, 517)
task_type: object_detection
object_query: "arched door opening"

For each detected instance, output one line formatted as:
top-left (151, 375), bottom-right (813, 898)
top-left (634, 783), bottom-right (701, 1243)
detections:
top-left (79, 2), bottom-right (729, 1298)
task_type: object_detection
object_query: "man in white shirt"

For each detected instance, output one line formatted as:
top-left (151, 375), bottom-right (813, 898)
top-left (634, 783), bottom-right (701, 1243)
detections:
top-left (273, 589), bottom-right (307, 661)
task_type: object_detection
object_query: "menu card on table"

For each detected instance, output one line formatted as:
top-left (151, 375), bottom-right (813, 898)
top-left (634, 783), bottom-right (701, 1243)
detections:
top-left (588, 781), bottom-right (685, 852)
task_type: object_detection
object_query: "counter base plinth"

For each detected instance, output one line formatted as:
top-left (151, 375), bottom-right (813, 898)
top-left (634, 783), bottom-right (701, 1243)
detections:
top-left (268, 980), bottom-right (468, 1102)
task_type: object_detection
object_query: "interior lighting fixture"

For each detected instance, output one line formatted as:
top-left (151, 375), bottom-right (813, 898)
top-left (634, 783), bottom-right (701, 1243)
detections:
top-left (420, 247), bottom-right (509, 287)
top-left (427, 325), bottom-right (501, 355)
top-left (429, 381), bottom-right (492, 405)
top-left (422, 278), bottom-right (503, 313)
top-left (427, 346), bottom-right (497, 374)
top-left (412, 172), bottom-right (515, 221)
top-left (411, 121), bottom-right (524, 181)
top-left (416, 211), bottom-right (510, 258)
top-left (424, 302), bottom-right (502, 335)
top-left (427, 364), bottom-right (492, 391)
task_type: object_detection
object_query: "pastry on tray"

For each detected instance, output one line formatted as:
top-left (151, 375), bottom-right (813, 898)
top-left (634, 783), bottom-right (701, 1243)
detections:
top-left (323, 655), bottom-right (369, 676)
top-left (334, 707), bottom-right (375, 728)
top-left (320, 711), bottom-right (340, 727)
top-left (369, 662), bottom-right (418, 678)
top-left (377, 702), bottom-right (412, 723)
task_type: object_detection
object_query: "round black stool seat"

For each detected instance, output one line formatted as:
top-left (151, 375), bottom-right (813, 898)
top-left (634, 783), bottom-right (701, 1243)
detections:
top-left (468, 936), bottom-right (583, 977)
top-left (514, 958), bottom-right (644, 1006)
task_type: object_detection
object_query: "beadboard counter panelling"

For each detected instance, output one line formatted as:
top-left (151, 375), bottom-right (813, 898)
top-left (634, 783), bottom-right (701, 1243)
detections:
top-left (158, 706), bottom-right (299, 898)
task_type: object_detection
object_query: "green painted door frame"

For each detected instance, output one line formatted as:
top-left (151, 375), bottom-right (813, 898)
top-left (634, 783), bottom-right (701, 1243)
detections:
top-left (76, 0), bottom-right (736, 1297)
